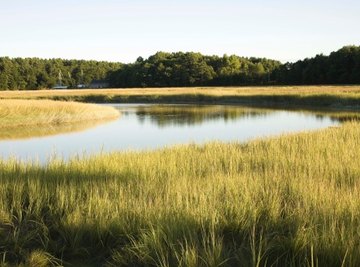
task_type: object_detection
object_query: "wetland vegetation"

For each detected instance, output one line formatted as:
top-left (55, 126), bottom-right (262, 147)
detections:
top-left (0, 122), bottom-right (360, 266)
top-left (0, 104), bottom-right (343, 163)
top-left (0, 3), bottom-right (359, 266)
top-left (1, 86), bottom-right (360, 110)
top-left (0, 99), bottom-right (119, 128)
top-left (0, 119), bottom-right (117, 141)
top-left (0, 86), bottom-right (360, 266)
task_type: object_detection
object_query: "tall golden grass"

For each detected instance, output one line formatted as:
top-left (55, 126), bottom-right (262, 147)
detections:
top-left (0, 121), bottom-right (359, 266)
top-left (2, 86), bottom-right (360, 109)
top-left (0, 118), bottom-right (116, 140)
top-left (1, 85), bottom-right (360, 99)
top-left (0, 99), bottom-right (119, 128)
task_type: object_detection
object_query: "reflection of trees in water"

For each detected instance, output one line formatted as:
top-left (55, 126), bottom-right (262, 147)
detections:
top-left (133, 105), bottom-right (360, 127)
top-left (0, 118), bottom-right (116, 140)
top-left (134, 105), bottom-right (272, 127)
top-left (307, 111), bottom-right (360, 123)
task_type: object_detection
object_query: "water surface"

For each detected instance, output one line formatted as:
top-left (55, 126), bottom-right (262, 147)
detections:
top-left (0, 104), bottom-right (347, 162)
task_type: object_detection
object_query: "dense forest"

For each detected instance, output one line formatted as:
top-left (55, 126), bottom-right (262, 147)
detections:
top-left (0, 58), bottom-right (121, 90)
top-left (108, 52), bottom-right (281, 87)
top-left (274, 46), bottom-right (360, 84)
top-left (0, 46), bottom-right (359, 90)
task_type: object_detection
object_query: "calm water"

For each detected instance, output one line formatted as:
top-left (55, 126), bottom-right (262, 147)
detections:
top-left (0, 104), bottom-right (342, 162)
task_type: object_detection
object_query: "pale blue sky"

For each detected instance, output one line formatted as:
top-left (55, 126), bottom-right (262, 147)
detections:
top-left (1, 0), bottom-right (359, 63)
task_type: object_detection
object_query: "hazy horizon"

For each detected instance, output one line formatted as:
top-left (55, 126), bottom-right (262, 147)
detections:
top-left (1, 0), bottom-right (359, 63)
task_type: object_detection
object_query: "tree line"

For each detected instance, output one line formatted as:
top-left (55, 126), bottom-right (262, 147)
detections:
top-left (0, 45), bottom-right (359, 90)
top-left (0, 58), bottom-right (121, 90)
top-left (274, 46), bottom-right (360, 84)
top-left (108, 52), bottom-right (281, 87)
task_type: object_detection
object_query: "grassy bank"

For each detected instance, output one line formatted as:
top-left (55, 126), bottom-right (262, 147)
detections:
top-left (0, 99), bottom-right (119, 128)
top-left (0, 122), bottom-right (360, 266)
top-left (1, 86), bottom-right (360, 109)
top-left (0, 119), bottom-right (116, 140)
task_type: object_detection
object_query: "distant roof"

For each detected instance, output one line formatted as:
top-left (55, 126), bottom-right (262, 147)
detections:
top-left (90, 80), bottom-right (109, 84)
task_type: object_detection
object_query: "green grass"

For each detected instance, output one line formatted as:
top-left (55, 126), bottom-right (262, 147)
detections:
top-left (0, 122), bottom-right (360, 266)
top-left (0, 99), bottom-right (119, 128)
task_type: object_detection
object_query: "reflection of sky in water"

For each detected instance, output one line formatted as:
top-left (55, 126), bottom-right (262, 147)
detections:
top-left (0, 104), bottom-right (340, 163)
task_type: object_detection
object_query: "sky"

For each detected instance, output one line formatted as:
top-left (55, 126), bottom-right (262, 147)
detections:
top-left (0, 0), bottom-right (359, 63)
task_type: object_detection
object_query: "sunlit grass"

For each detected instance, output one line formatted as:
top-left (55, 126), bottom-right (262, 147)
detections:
top-left (0, 121), bottom-right (360, 266)
top-left (1, 85), bottom-right (360, 99)
top-left (1, 86), bottom-right (360, 108)
top-left (0, 118), bottom-right (116, 140)
top-left (0, 99), bottom-right (119, 128)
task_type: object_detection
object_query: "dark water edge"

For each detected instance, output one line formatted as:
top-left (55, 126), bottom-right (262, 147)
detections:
top-left (45, 93), bottom-right (360, 110)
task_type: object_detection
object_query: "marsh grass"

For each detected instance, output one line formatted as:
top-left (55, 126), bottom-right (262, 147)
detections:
top-left (0, 99), bottom-right (119, 128)
top-left (0, 118), bottom-right (116, 140)
top-left (0, 121), bottom-right (360, 266)
top-left (1, 86), bottom-right (360, 109)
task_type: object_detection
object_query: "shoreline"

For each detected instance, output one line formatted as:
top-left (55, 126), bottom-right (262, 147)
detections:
top-left (1, 86), bottom-right (359, 110)
top-left (0, 99), bottom-right (120, 128)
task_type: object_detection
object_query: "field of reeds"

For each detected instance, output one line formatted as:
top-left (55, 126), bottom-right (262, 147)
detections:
top-left (1, 86), bottom-right (360, 109)
top-left (1, 121), bottom-right (360, 266)
top-left (0, 99), bottom-right (119, 128)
